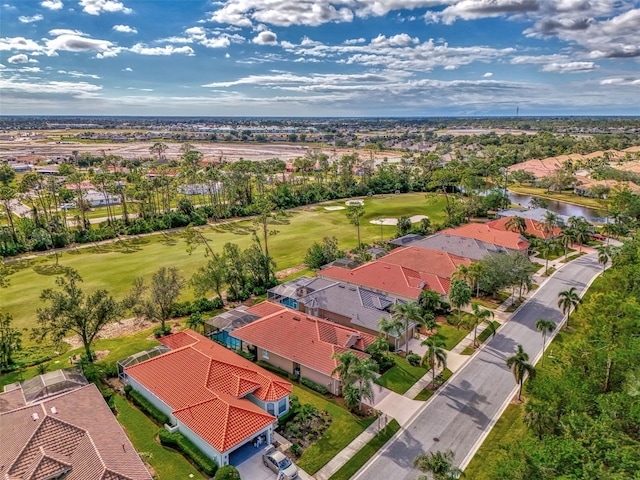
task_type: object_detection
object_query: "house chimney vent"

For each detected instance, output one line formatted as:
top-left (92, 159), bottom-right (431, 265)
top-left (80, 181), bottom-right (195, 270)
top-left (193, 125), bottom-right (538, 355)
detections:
top-left (50, 407), bottom-right (58, 414)
top-left (31, 413), bottom-right (39, 421)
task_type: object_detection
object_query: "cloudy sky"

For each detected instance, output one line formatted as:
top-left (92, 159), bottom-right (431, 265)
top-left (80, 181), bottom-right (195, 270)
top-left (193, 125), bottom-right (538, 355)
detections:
top-left (1, 0), bottom-right (639, 116)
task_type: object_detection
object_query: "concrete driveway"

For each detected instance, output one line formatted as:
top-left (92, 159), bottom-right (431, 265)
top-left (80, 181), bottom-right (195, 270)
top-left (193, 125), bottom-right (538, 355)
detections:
top-left (235, 449), bottom-right (275, 480)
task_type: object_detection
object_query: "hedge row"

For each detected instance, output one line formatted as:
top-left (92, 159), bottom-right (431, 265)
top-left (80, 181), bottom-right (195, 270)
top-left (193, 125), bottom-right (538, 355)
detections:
top-left (124, 385), bottom-right (170, 426)
top-left (300, 377), bottom-right (330, 395)
top-left (158, 429), bottom-right (218, 477)
top-left (172, 297), bottom-right (224, 317)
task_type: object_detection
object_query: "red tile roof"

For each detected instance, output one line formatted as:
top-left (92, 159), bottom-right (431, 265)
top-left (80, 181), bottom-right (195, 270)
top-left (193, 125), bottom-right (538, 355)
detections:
top-left (245, 301), bottom-right (286, 317)
top-left (382, 247), bottom-right (471, 278)
top-left (231, 303), bottom-right (376, 377)
top-left (441, 223), bottom-right (530, 250)
top-left (125, 330), bottom-right (292, 453)
top-left (321, 262), bottom-right (451, 298)
top-left (486, 216), bottom-right (562, 239)
top-left (0, 383), bottom-right (152, 480)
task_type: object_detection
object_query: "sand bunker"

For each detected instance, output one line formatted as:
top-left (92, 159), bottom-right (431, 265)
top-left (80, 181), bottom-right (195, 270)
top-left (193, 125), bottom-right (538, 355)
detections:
top-left (370, 215), bottom-right (428, 226)
top-left (324, 206), bottom-right (346, 211)
top-left (345, 199), bottom-right (365, 206)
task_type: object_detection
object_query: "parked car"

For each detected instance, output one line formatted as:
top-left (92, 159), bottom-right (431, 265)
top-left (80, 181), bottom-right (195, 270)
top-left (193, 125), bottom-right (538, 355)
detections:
top-left (590, 233), bottom-right (606, 241)
top-left (262, 445), bottom-right (298, 479)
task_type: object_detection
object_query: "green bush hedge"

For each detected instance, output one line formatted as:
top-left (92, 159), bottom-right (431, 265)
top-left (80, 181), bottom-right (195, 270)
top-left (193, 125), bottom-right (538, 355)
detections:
top-left (158, 429), bottom-right (218, 477)
top-left (256, 360), bottom-right (291, 378)
top-left (214, 465), bottom-right (241, 480)
top-left (124, 385), bottom-right (170, 426)
top-left (300, 377), bottom-right (330, 395)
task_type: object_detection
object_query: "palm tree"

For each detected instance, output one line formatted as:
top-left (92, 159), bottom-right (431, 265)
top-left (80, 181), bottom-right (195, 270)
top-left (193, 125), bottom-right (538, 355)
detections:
top-left (540, 238), bottom-right (559, 274)
top-left (378, 316), bottom-right (404, 350)
top-left (467, 262), bottom-right (486, 297)
top-left (557, 287), bottom-right (581, 328)
top-left (542, 211), bottom-right (560, 238)
top-left (470, 303), bottom-right (495, 347)
top-left (449, 279), bottom-right (472, 329)
top-left (350, 357), bottom-right (379, 412)
top-left (506, 344), bottom-right (536, 401)
top-left (421, 334), bottom-right (447, 388)
top-left (346, 204), bottom-right (365, 250)
top-left (597, 245), bottom-right (611, 272)
top-left (559, 227), bottom-right (576, 260)
top-left (414, 450), bottom-right (464, 480)
top-left (390, 301), bottom-right (424, 355)
top-left (187, 312), bottom-right (205, 333)
top-left (535, 318), bottom-right (555, 366)
top-left (505, 215), bottom-right (527, 236)
top-left (331, 350), bottom-right (359, 388)
top-left (451, 263), bottom-right (469, 283)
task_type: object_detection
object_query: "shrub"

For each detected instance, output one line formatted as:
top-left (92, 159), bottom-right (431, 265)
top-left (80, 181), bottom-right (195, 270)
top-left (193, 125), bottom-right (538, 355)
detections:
top-left (234, 349), bottom-right (256, 362)
top-left (256, 360), bottom-right (291, 378)
top-left (214, 465), bottom-right (241, 480)
top-left (158, 430), bottom-right (218, 477)
top-left (125, 386), bottom-right (170, 426)
top-left (406, 353), bottom-right (422, 367)
top-left (153, 325), bottom-right (172, 338)
top-left (300, 377), bottom-right (330, 395)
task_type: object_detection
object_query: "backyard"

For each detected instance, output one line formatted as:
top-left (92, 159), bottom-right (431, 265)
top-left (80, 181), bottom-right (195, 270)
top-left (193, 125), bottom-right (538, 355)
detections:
top-left (0, 192), bottom-right (447, 343)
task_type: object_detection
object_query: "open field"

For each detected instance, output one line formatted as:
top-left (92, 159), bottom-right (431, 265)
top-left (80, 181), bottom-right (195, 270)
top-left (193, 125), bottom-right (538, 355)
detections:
top-left (0, 193), bottom-right (446, 343)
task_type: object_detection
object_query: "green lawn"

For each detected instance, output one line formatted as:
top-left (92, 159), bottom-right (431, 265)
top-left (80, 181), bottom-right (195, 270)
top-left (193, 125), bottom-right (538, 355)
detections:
top-left (438, 321), bottom-right (471, 351)
top-left (413, 368), bottom-right (453, 401)
top-left (1, 192), bottom-right (446, 343)
top-left (463, 404), bottom-right (526, 480)
top-left (293, 384), bottom-right (376, 474)
top-left (375, 355), bottom-right (429, 394)
top-left (328, 419), bottom-right (401, 480)
top-left (114, 395), bottom-right (205, 480)
top-left (461, 321), bottom-right (501, 355)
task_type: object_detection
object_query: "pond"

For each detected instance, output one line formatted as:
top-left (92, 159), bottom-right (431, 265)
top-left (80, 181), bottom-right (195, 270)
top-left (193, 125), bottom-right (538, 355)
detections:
top-left (506, 191), bottom-right (608, 223)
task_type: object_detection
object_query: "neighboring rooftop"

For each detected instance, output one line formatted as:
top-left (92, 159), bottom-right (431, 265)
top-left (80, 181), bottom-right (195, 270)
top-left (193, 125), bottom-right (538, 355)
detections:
top-left (231, 303), bottom-right (376, 377)
top-left (124, 329), bottom-right (292, 453)
top-left (0, 381), bottom-right (152, 480)
top-left (381, 246), bottom-right (471, 278)
top-left (267, 276), bottom-right (336, 302)
top-left (204, 305), bottom-right (260, 335)
top-left (394, 233), bottom-right (510, 260)
top-left (441, 223), bottom-right (530, 251)
top-left (486, 216), bottom-right (562, 239)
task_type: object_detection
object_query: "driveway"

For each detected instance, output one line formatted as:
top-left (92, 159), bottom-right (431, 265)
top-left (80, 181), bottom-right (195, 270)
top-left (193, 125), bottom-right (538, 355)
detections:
top-left (353, 254), bottom-right (602, 480)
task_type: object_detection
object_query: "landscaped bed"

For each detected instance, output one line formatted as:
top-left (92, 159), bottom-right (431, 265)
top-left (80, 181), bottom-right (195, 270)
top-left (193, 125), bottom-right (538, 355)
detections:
top-left (413, 368), bottom-right (453, 401)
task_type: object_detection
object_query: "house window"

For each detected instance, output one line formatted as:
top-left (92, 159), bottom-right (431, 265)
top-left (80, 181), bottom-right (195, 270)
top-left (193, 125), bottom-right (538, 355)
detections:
top-left (278, 397), bottom-right (288, 415)
top-left (267, 403), bottom-right (275, 415)
top-left (262, 349), bottom-right (269, 360)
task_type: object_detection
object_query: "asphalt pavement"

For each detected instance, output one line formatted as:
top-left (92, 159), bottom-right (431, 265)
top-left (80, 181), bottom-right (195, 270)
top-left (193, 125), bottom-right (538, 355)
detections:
top-left (353, 253), bottom-right (602, 480)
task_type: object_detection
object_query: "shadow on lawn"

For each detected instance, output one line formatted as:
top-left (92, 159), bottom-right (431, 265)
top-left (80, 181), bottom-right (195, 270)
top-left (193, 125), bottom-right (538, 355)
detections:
top-left (33, 264), bottom-right (73, 276)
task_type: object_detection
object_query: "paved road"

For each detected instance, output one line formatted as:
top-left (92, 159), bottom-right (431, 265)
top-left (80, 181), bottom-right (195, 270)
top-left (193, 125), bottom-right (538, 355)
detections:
top-left (354, 253), bottom-right (602, 480)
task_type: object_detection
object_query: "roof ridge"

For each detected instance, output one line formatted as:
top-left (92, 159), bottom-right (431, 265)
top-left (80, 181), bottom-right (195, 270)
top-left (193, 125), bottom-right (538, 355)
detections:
top-left (84, 432), bottom-right (108, 472)
top-left (173, 395), bottom-right (223, 413)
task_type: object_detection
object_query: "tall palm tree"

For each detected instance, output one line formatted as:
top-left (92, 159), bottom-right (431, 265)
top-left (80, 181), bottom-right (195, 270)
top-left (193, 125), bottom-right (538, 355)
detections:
top-left (506, 344), bottom-right (536, 401)
top-left (559, 228), bottom-right (576, 260)
top-left (378, 316), bottom-right (404, 350)
top-left (535, 318), bottom-right (555, 366)
top-left (557, 287), bottom-right (581, 328)
top-left (421, 334), bottom-right (447, 388)
top-left (390, 301), bottom-right (424, 355)
top-left (414, 449), bottom-right (464, 480)
top-left (350, 357), bottom-right (379, 412)
top-left (448, 279), bottom-right (472, 329)
top-left (542, 211), bottom-right (560, 238)
top-left (331, 350), bottom-right (359, 388)
top-left (467, 262), bottom-right (486, 297)
top-left (451, 263), bottom-right (469, 283)
top-left (470, 303), bottom-right (495, 347)
top-left (505, 215), bottom-right (527, 236)
top-left (597, 245), bottom-right (611, 272)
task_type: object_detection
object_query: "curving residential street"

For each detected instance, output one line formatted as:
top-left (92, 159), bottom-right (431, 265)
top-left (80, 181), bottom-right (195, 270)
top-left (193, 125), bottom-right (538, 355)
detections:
top-left (353, 253), bottom-right (603, 480)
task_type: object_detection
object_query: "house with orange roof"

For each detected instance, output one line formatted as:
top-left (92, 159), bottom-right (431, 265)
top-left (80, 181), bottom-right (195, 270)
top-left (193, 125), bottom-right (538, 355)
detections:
top-left (232, 302), bottom-right (376, 396)
top-left (441, 223), bottom-right (530, 253)
top-left (319, 246), bottom-right (470, 300)
top-left (486, 216), bottom-right (562, 239)
top-left (122, 329), bottom-right (292, 468)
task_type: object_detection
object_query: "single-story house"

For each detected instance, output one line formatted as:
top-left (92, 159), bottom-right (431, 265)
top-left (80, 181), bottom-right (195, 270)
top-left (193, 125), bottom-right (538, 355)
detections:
top-left (230, 303), bottom-right (376, 395)
top-left (486, 216), bottom-right (562, 239)
top-left (0, 369), bottom-right (152, 480)
top-left (391, 233), bottom-right (510, 260)
top-left (83, 189), bottom-right (121, 207)
top-left (441, 223), bottom-right (530, 253)
top-left (122, 329), bottom-right (292, 468)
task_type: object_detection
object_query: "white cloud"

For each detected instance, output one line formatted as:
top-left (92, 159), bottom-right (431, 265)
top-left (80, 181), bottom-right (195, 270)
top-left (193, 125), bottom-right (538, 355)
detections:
top-left (79, 0), bottom-right (132, 15)
top-left (434, 0), bottom-right (539, 25)
top-left (483, 72), bottom-right (493, 77)
top-left (58, 69), bottom-right (101, 79)
top-left (123, 66), bottom-right (132, 71)
top-left (46, 34), bottom-right (116, 55)
top-left (21, 66), bottom-right (41, 72)
top-left (201, 36), bottom-right (231, 48)
top-left (0, 77), bottom-right (102, 98)
top-left (541, 61), bottom-right (597, 73)
top-left (0, 36), bottom-right (42, 52)
top-left (225, 53), bottom-right (230, 58)
top-left (343, 38), bottom-right (366, 45)
top-left (19, 14), bottom-right (44, 23)
top-left (41, 0), bottom-right (64, 9)
top-left (129, 43), bottom-right (195, 56)
top-left (252, 31), bottom-right (277, 45)
top-left (8, 53), bottom-right (30, 63)
top-left (113, 24), bottom-right (137, 33)
top-left (49, 28), bottom-right (85, 36)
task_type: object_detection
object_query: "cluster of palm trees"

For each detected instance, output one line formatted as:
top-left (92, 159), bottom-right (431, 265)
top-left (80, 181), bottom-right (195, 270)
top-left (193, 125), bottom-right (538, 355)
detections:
top-left (331, 350), bottom-right (379, 412)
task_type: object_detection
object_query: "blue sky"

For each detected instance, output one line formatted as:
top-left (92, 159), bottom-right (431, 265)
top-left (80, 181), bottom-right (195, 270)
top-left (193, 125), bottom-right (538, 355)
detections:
top-left (1, 0), bottom-right (639, 116)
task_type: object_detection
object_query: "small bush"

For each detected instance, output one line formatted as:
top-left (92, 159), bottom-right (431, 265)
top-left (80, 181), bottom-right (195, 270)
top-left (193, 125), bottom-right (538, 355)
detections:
top-left (406, 353), bottom-right (422, 367)
top-left (158, 430), bottom-right (218, 477)
top-left (256, 360), bottom-right (291, 378)
top-left (214, 465), bottom-right (241, 480)
top-left (153, 325), bottom-right (172, 338)
top-left (125, 387), bottom-right (170, 426)
top-left (234, 349), bottom-right (256, 362)
top-left (300, 377), bottom-right (330, 395)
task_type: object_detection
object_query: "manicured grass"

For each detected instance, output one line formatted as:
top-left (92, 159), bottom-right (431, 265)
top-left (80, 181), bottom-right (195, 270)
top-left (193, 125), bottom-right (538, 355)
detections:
top-left (293, 384), bottom-right (376, 474)
top-left (114, 395), bottom-right (205, 480)
top-left (461, 321), bottom-right (501, 355)
top-left (414, 368), bottom-right (453, 401)
top-left (375, 355), bottom-right (428, 394)
top-left (560, 251), bottom-right (586, 263)
top-left (508, 186), bottom-right (603, 209)
top-left (1, 192), bottom-right (446, 343)
top-left (463, 403), bottom-right (527, 480)
top-left (438, 321), bottom-right (471, 351)
top-left (471, 298), bottom-right (498, 310)
top-left (328, 419), bottom-right (401, 480)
